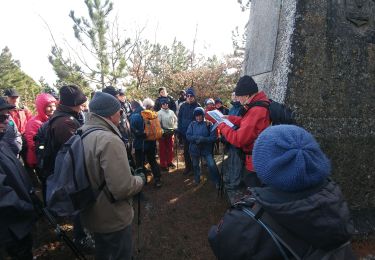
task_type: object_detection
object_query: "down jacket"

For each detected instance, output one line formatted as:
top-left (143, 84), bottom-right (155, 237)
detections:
top-left (218, 91), bottom-right (271, 172)
top-left (80, 113), bottom-right (144, 233)
top-left (186, 120), bottom-right (217, 156)
top-left (24, 93), bottom-right (56, 167)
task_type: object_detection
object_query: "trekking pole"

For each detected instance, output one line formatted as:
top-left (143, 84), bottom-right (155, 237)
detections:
top-left (217, 144), bottom-right (226, 198)
top-left (29, 189), bottom-right (87, 260)
top-left (175, 132), bottom-right (179, 170)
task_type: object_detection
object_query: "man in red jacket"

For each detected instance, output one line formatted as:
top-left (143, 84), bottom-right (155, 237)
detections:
top-left (4, 88), bottom-right (33, 135)
top-left (218, 75), bottom-right (271, 188)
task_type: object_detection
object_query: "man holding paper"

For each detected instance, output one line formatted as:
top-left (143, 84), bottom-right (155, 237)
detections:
top-left (217, 75), bottom-right (271, 189)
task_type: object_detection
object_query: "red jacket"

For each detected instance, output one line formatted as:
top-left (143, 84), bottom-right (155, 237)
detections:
top-left (218, 91), bottom-right (271, 172)
top-left (9, 107), bottom-right (33, 134)
top-left (24, 94), bottom-right (56, 167)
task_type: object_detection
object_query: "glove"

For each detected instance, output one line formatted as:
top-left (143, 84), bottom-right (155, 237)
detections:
top-left (134, 168), bottom-right (146, 185)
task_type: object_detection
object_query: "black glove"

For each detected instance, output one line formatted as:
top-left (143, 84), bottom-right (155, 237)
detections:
top-left (134, 168), bottom-right (146, 185)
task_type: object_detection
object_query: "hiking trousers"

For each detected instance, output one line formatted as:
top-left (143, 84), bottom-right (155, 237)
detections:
top-left (158, 135), bottom-right (174, 168)
top-left (94, 225), bottom-right (132, 260)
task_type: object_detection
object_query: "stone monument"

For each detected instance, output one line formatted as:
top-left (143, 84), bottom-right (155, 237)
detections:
top-left (243, 0), bottom-right (375, 233)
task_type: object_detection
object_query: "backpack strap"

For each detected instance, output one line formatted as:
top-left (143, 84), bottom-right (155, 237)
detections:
top-left (240, 202), bottom-right (308, 260)
top-left (79, 127), bottom-right (111, 197)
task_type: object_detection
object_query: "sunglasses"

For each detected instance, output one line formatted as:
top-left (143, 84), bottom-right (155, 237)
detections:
top-left (187, 94), bottom-right (194, 97)
top-left (0, 114), bottom-right (10, 123)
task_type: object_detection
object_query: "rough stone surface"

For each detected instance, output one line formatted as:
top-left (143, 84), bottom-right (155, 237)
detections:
top-left (244, 0), bottom-right (375, 215)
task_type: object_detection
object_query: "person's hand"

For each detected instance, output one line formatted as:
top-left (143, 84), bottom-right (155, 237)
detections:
top-left (195, 136), bottom-right (203, 144)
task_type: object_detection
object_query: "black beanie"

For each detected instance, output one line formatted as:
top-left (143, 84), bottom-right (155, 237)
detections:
top-left (60, 85), bottom-right (87, 107)
top-left (234, 75), bottom-right (258, 96)
top-left (102, 86), bottom-right (118, 97)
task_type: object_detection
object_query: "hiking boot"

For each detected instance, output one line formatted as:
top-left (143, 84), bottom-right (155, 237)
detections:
top-left (160, 166), bottom-right (169, 172)
top-left (154, 179), bottom-right (162, 188)
top-left (73, 235), bottom-right (95, 254)
top-left (168, 163), bottom-right (176, 169)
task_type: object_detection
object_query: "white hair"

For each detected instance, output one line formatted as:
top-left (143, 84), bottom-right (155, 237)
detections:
top-left (142, 97), bottom-right (155, 109)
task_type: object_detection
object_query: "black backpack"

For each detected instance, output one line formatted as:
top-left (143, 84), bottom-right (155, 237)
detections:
top-left (244, 99), bottom-right (296, 125)
top-left (34, 114), bottom-right (80, 177)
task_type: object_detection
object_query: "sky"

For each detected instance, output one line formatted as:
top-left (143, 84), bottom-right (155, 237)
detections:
top-left (0, 0), bottom-right (249, 85)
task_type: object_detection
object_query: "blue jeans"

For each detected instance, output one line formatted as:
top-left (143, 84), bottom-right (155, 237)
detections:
top-left (191, 154), bottom-right (219, 185)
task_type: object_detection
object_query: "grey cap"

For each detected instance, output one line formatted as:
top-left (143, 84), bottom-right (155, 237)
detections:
top-left (89, 92), bottom-right (121, 117)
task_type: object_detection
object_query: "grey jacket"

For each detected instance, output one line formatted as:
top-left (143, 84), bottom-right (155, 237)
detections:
top-left (80, 113), bottom-right (144, 233)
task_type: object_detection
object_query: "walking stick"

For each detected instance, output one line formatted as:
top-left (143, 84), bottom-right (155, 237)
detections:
top-left (217, 144), bottom-right (226, 198)
top-left (30, 190), bottom-right (87, 260)
top-left (175, 132), bottom-right (179, 170)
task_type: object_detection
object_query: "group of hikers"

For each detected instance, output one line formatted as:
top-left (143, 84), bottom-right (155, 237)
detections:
top-left (0, 75), bottom-right (355, 259)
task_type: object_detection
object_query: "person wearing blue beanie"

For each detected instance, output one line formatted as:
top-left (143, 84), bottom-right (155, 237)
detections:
top-left (89, 92), bottom-right (121, 118)
top-left (209, 125), bottom-right (354, 259)
top-left (253, 125), bottom-right (331, 191)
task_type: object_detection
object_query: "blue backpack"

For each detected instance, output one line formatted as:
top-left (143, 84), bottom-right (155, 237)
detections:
top-left (46, 127), bottom-right (105, 216)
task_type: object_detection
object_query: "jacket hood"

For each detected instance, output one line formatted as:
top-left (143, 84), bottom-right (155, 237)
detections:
top-left (252, 179), bottom-right (354, 250)
top-left (36, 93), bottom-right (57, 121)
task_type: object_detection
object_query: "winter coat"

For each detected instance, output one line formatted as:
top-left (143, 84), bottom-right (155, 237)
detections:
top-left (175, 97), bottom-right (186, 115)
top-left (129, 106), bottom-right (155, 151)
top-left (1, 118), bottom-right (22, 155)
top-left (49, 104), bottom-right (82, 152)
top-left (218, 91), bottom-right (271, 172)
top-left (177, 101), bottom-right (201, 137)
top-left (228, 101), bottom-right (242, 116)
top-left (80, 113), bottom-right (144, 233)
top-left (217, 105), bottom-right (229, 115)
top-left (0, 141), bottom-right (36, 245)
top-left (186, 120), bottom-right (217, 156)
top-left (9, 107), bottom-right (33, 135)
top-left (24, 93), bottom-right (56, 167)
top-left (157, 109), bottom-right (177, 130)
top-left (154, 95), bottom-right (177, 113)
top-left (209, 179), bottom-right (354, 259)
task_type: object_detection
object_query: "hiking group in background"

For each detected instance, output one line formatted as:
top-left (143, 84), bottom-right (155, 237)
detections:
top-left (0, 75), bottom-right (355, 259)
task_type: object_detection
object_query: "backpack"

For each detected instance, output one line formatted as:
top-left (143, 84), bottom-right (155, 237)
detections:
top-left (208, 197), bottom-right (355, 260)
top-left (141, 110), bottom-right (163, 141)
top-left (46, 127), bottom-right (105, 216)
top-left (34, 114), bottom-right (80, 176)
top-left (245, 99), bottom-right (296, 125)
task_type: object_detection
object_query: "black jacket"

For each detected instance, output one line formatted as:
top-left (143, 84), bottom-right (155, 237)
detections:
top-left (0, 141), bottom-right (36, 244)
top-left (154, 95), bottom-right (177, 113)
top-left (209, 179), bottom-right (354, 259)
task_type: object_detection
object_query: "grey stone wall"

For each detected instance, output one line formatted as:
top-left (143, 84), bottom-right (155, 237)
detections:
top-left (244, 0), bottom-right (375, 210)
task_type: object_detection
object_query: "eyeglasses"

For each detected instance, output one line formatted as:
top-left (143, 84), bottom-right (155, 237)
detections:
top-left (187, 94), bottom-right (194, 98)
top-left (0, 114), bottom-right (10, 123)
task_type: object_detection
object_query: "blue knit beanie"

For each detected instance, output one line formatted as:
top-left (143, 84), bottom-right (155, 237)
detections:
top-left (253, 125), bottom-right (331, 192)
top-left (89, 92), bottom-right (121, 117)
top-left (186, 88), bottom-right (195, 97)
